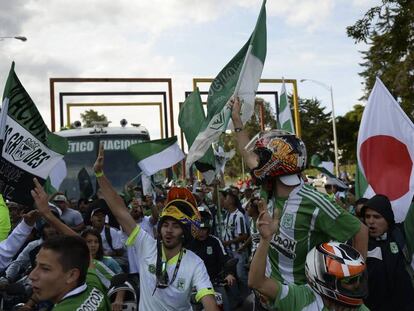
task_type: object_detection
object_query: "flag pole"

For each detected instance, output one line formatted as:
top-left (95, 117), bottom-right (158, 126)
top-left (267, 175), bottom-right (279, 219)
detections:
top-left (127, 171), bottom-right (143, 185)
top-left (222, 44), bottom-right (254, 131)
top-left (216, 182), bottom-right (223, 239)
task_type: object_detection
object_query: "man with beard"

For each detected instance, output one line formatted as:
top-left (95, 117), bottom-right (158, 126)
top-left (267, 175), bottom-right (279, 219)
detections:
top-left (93, 144), bottom-right (218, 311)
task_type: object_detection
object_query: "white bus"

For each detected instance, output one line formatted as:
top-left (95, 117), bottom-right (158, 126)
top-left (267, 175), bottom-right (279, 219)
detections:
top-left (56, 123), bottom-right (150, 199)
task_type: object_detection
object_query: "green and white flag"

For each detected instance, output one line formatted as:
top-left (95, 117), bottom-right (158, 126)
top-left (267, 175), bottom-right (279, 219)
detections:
top-left (178, 88), bottom-right (217, 184)
top-left (128, 136), bottom-right (184, 176)
top-left (186, 0), bottom-right (267, 172)
top-left (278, 80), bottom-right (295, 133)
top-left (310, 154), bottom-right (347, 189)
top-left (0, 62), bottom-right (68, 205)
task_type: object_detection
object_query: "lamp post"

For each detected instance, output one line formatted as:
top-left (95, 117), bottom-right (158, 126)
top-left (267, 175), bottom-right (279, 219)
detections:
top-left (0, 36), bottom-right (27, 42)
top-left (300, 78), bottom-right (339, 177)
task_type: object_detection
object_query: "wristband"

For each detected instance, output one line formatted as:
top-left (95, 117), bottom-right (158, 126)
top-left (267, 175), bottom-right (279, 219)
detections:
top-left (234, 127), bottom-right (243, 132)
top-left (95, 171), bottom-right (104, 178)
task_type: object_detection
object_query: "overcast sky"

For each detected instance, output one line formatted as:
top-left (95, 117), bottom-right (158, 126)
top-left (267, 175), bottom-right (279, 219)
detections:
top-left (0, 0), bottom-right (379, 139)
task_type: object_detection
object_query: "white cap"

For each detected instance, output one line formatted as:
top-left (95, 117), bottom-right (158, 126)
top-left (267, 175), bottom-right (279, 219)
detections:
top-left (279, 174), bottom-right (301, 186)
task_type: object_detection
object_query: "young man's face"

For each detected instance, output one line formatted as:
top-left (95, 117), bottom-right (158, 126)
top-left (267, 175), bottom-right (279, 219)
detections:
top-left (160, 218), bottom-right (184, 250)
top-left (364, 208), bottom-right (389, 238)
top-left (29, 248), bottom-right (78, 303)
top-left (91, 213), bottom-right (105, 230)
top-left (197, 228), bottom-right (209, 241)
top-left (53, 201), bottom-right (69, 211)
top-left (129, 199), bottom-right (144, 220)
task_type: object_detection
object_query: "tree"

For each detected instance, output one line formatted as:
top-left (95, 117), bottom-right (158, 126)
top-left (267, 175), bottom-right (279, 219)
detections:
top-left (80, 109), bottom-right (108, 128)
top-left (336, 104), bottom-right (365, 163)
top-left (347, 0), bottom-right (414, 118)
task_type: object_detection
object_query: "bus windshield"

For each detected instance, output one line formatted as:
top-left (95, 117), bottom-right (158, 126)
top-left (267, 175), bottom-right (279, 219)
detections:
top-left (58, 132), bottom-right (149, 200)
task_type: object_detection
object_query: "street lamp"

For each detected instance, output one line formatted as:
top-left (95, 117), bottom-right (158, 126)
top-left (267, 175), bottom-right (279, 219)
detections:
top-left (0, 36), bottom-right (27, 42)
top-left (300, 78), bottom-right (339, 177)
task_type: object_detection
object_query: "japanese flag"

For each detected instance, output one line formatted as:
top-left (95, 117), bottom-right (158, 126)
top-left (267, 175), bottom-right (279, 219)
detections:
top-left (357, 77), bottom-right (414, 222)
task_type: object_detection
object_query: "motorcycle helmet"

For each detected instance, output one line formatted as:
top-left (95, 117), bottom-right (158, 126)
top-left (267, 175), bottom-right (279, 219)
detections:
top-left (245, 130), bottom-right (306, 185)
top-left (107, 281), bottom-right (137, 311)
top-left (305, 242), bottom-right (367, 308)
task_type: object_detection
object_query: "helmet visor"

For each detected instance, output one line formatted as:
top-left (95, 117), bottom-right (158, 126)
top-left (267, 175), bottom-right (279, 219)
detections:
top-left (336, 271), bottom-right (368, 300)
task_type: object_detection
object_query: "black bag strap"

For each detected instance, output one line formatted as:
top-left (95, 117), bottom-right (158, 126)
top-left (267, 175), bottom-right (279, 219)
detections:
top-left (104, 225), bottom-right (114, 250)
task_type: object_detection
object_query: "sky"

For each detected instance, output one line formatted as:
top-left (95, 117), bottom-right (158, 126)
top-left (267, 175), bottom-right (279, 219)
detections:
top-left (0, 0), bottom-right (380, 140)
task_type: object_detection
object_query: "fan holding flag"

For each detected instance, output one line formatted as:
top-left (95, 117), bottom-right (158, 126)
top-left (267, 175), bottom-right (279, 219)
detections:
top-left (230, 100), bottom-right (368, 294)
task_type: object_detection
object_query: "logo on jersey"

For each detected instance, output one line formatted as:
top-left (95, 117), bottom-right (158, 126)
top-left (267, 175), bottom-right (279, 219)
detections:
top-left (281, 213), bottom-right (294, 230)
top-left (76, 288), bottom-right (104, 311)
top-left (148, 264), bottom-right (156, 274)
top-left (207, 246), bottom-right (213, 255)
top-left (176, 278), bottom-right (186, 291)
top-left (270, 234), bottom-right (297, 259)
top-left (390, 242), bottom-right (399, 254)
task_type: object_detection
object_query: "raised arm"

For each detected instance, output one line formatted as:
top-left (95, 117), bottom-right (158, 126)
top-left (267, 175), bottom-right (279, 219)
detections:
top-left (31, 178), bottom-right (77, 237)
top-left (94, 143), bottom-right (136, 236)
top-left (248, 201), bottom-right (279, 300)
top-left (230, 97), bottom-right (259, 169)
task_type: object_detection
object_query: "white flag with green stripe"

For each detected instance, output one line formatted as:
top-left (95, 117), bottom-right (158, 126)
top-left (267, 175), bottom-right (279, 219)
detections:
top-left (0, 62), bottom-right (68, 205)
top-left (128, 136), bottom-right (184, 176)
top-left (278, 80), bottom-right (295, 133)
top-left (186, 0), bottom-right (267, 172)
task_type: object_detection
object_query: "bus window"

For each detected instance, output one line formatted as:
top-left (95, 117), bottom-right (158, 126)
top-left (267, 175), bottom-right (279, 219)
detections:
top-left (57, 129), bottom-right (149, 200)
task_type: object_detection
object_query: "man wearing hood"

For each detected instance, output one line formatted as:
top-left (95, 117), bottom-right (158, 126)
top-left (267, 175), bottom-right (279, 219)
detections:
top-left (362, 194), bottom-right (414, 311)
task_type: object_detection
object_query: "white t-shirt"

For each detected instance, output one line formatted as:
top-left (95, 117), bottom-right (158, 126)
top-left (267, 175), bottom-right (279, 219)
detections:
top-left (126, 226), bottom-right (214, 311)
top-left (125, 216), bottom-right (156, 273)
top-left (139, 216), bottom-right (156, 238)
top-left (100, 226), bottom-right (124, 254)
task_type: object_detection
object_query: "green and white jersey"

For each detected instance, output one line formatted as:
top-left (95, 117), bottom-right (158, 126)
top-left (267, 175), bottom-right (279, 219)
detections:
top-left (268, 183), bottom-right (361, 285)
top-left (53, 270), bottom-right (110, 311)
top-left (93, 259), bottom-right (115, 289)
top-left (271, 281), bottom-right (369, 311)
top-left (126, 225), bottom-right (214, 311)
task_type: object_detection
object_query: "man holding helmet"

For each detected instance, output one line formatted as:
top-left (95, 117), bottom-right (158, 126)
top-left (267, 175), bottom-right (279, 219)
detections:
top-left (93, 144), bottom-right (218, 311)
top-left (231, 98), bottom-right (368, 286)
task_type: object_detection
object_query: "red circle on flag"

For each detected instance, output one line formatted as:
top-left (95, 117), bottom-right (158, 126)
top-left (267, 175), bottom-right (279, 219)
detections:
top-left (360, 135), bottom-right (412, 201)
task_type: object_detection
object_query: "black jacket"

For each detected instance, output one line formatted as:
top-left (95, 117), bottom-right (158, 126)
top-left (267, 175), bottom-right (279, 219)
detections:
top-left (187, 234), bottom-right (230, 282)
top-left (364, 226), bottom-right (414, 311)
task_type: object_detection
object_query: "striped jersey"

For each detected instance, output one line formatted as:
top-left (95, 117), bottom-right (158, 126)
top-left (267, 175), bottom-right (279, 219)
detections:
top-left (222, 209), bottom-right (248, 252)
top-left (268, 183), bottom-right (361, 285)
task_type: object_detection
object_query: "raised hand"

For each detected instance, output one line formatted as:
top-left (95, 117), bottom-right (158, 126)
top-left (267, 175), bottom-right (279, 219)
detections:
top-left (256, 199), bottom-right (280, 241)
top-left (230, 97), bottom-right (242, 125)
top-left (31, 178), bottom-right (52, 216)
top-left (22, 209), bottom-right (40, 226)
top-left (94, 143), bottom-right (105, 174)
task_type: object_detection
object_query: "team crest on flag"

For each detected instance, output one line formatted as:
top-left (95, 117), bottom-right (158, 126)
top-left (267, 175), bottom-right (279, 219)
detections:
top-left (11, 138), bottom-right (39, 162)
